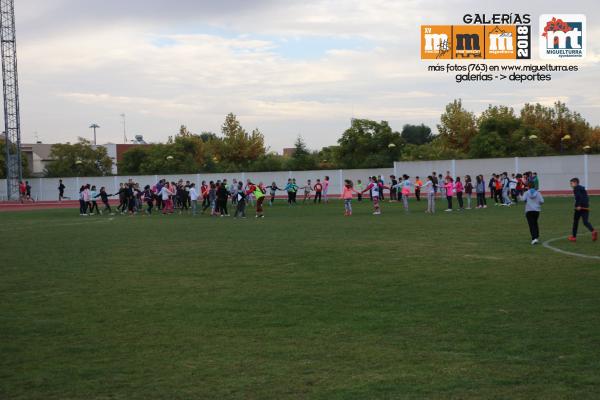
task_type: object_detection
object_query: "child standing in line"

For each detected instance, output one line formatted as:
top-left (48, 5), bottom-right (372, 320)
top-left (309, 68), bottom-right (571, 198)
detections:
top-left (234, 181), bottom-right (247, 218)
top-left (96, 187), bottom-right (114, 215)
top-left (520, 182), bottom-right (544, 245)
top-left (568, 178), bottom-right (598, 242)
top-left (444, 177), bottom-right (454, 212)
top-left (355, 179), bottom-right (364, 202)
top-left (323, 176), bottom-right (330, 203)
top-left (438, 174), bottom-right (445, 199)
top-left (341, 179), bottom-right (358, 216)
top-left (189, 183), bottom-right (199, 215)
top-left (400, 174), bottom-right (412, 211)
top-left (464, 175), bottom-right (473, 210)
top-left (143, 185), bottom-right (154, 215)
top-left (361, 176), bottom-right (386, 215)
top-left (455, 177), bottom-right (464, 211)
top-left (266, 182), bottom-right (280, 206)
top-left (415, 176), bottom-right (423, 201)
top-left (89, 185), bottom-right (100, 215)
top-left (422, 176), bottom-right (435, 213)
top-left (313, 179), bottom-right (323, 203)
top-left (302, 180), bottom-right (312, 203)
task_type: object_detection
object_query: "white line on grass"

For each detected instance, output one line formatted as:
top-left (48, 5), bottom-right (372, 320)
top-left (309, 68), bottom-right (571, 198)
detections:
top-left (542, 234), bottom-right (600, 260)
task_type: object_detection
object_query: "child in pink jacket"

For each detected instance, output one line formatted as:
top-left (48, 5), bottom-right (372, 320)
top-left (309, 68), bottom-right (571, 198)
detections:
top-left (444, 177), bottom-right (454, 212)
top-left (341, 179), bottom-right (359, 216)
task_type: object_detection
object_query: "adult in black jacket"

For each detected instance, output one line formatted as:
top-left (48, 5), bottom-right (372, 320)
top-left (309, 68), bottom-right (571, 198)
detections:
top-left (568, 178), bottom-right (598, 242)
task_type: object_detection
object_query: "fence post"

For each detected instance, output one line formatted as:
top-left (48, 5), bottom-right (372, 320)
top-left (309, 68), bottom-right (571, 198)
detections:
top-left (38, 177), bottom-right (42, 201)
top-left (196, 173), bottom-right (200, 188)
top-left (451, 159), bottom-right (456, 178)
top-left (339, 169), bottom-right (343, 194)
top-left (288, 171), bottom-right (292, 179)
top-left (241, 172), bottom-right (246, 183)
top-left (76, 177), bottom-right (80, 198)
top-left (393, 162), bottom-right (398, 178)
top-left (515, 157), bottom-right (519, 173)
top-left (584, 154), bottom-right (589, 188)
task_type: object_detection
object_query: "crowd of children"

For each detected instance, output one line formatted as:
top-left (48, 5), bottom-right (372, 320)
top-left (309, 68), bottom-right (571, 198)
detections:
top-left (70, 170), bottom-right (596, 245)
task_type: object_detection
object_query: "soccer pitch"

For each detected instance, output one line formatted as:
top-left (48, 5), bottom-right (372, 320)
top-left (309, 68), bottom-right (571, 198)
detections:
top-left (1, 198), bottom-right (599, 399)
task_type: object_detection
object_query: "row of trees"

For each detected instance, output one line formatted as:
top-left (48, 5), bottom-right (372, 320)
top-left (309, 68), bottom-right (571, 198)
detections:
top-left (4, 100), bottom-right (598, 178)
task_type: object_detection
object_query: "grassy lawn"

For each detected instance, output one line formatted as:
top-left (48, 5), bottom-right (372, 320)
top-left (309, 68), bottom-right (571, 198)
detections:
top-left (1, 197), bottom-right (599, 399)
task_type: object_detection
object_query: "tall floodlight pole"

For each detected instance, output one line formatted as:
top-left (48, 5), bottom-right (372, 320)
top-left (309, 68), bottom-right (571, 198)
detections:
top-left (0, 0), bottom-right (22, 200)
top-left (89, 123), bottom-right (100, 145)
top-left (120, 113), bottom-right (127, 143)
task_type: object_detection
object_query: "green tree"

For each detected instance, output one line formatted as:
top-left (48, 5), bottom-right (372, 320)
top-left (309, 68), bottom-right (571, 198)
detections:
top-left (337, 119), bottom-right (403, 168)
top-left (287, 136), bottom-right (318, 171)
top-left (0, 139), bottom-right (29, 178)
top-left (401, 124), bottom-right (433, 145)
top-left (45, 138), bottom-right (113, 177)
top-left (220, 113), bottom-right (266, 168)
top-left (437, 99), bottom-right (478, 151)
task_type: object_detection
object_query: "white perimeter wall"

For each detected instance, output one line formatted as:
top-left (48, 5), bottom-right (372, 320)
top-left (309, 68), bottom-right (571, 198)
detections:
top-left (0, 155), bottom-right (597, 201)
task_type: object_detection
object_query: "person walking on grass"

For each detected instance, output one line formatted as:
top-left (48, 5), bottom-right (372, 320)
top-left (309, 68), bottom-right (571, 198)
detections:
top-left (341, 179), bottom-right (359, 216)
top-left (399, 174), bottom-right (412, 212)
top-left (415, 176), bottom-right (423, 202)
top-left (58, 179), bottom-right (66, 201)
top-left (217, 182), bottom-right (230, 217)
top-left (568, 178), bottom-right (598, 242)
top-left (520, 182), bottom-right (544, 245)
top-left (160, 182), bottom-right (174, 215)
top-left (247, 181), bottom-right (266, 218)
top-left (355, 179), bottom-right (364, 202)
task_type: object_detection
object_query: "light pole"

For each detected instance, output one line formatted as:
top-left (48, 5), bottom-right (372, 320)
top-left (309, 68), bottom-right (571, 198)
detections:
top-left (560, 134), bottom-right (571, 154)
top-left (89, 123), bottom-right (100, 145)
top-left (120, 113), bottom-right (127, 143)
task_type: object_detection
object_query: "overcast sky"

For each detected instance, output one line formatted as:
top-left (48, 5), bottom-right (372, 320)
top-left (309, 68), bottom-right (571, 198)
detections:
top-left (10, 0), bottom-right (600, 151)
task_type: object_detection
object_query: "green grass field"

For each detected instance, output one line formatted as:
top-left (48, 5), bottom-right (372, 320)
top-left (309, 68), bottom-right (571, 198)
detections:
top-left (1, 197), bottom-right (599, 399)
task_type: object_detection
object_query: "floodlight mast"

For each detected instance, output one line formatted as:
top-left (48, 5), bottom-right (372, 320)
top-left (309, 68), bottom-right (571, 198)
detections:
top-left (0, 0), bottom-right (22, 200)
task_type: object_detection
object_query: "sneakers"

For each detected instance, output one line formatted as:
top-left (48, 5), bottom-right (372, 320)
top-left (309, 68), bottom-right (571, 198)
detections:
top-left (593, 230), bottom-right (598, 242)
top-left (444, 209), bottom-right (452, 212)
top-left (531, 239), bottom-right (539, 245)
top-left (568, 236), bottom-right (577, 242)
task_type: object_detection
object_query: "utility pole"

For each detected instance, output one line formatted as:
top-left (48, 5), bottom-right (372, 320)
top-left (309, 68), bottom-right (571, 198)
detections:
top-left (89, 123), bottom-right (100, 145)
top-left (0, 0), bottom-right (22, 200)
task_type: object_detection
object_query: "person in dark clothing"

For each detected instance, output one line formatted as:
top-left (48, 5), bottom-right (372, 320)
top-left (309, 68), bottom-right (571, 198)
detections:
top-left (568, 178), bottom-right (598, 242)
top-left (96, 187), bottom-right (114, 214)
top-left (216, 182), bottom-right (230, 216)
top-left (234, 182), bottom-right (247, 218)
top-left (58, 179), bottom-right (66, 201)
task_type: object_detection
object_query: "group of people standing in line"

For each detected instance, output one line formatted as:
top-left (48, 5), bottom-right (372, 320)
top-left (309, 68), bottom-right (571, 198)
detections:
top-left (69, 169), bottom-right (596, 245)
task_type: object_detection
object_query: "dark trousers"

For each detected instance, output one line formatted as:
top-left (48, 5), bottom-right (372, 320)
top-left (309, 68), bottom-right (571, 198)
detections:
top-left (446, 196), bottom-right (453, 210)
top-left (102, 200), bottom-right (112, 213)
top-left (314, 192), bottom-right (322, 203)
top-left (218, 199), bottom-right (228, 215)
top-left (234, 200), bottom-right (246, 218)
top-left (79, 199), bottom-right (86, 214)
top-left (526, 211), bottom-right (540, 240)
top-left (357, 193), bottom-right (362, 202)
top-left (573, 210), bottom-right (594, 237)
top-left (146, 201), bottom-right (153, 214)
top-left (477, 193), bottom-right (485, 207)
top-left (415, 188), bottom-right (421, 201)
top-left (90, 201), bottom-right (99, 214)
top-left (456, 192), bottom-right (463, 209)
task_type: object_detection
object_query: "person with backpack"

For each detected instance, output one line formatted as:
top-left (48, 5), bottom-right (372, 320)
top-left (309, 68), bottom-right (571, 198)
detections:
top-left (568, 178), bottom-right (598, 242)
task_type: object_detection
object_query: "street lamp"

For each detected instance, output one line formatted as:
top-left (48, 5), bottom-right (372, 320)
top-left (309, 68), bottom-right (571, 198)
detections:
top-left (89, 123), bottom-right (100, 145)
top-left (560, 134), bottom-right (571, 154)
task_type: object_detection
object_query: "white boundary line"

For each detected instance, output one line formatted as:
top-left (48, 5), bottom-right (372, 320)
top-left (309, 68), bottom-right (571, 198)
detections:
top-left (542, 234), bottom-right (600, 260)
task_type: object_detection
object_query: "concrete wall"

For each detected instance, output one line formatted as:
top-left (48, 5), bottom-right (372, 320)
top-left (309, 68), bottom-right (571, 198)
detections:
top-left (1, 155), bottom-right (597, 201)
